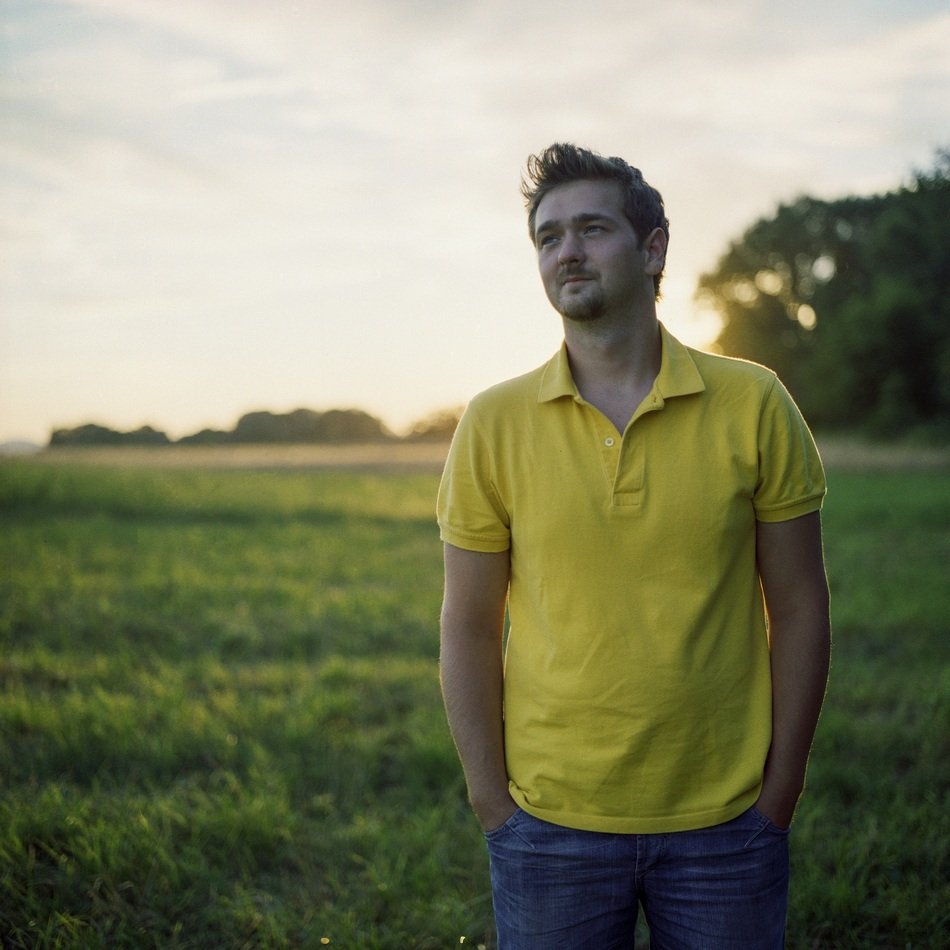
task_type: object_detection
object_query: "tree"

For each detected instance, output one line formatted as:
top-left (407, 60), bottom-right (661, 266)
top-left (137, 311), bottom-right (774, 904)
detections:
top-left (230, 408), bottom-right (392, 443)
top-left (697, 151), bottom-right (950, 436)
top-left (404, 407), bottom-right (463, 441)
top-left (49, 423), bottom-right (170, 446)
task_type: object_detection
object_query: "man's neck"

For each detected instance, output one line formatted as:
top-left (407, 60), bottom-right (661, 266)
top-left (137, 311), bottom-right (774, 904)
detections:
top-left (563, 312), bottom-right (662, 435)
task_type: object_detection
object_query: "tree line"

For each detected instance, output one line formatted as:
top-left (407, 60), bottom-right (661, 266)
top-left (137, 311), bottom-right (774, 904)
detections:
top-left (49, 406), bottom-right (463, 447)
top-left (700, 150), bottom-right (949, 438)
top-left (51, 153), bottom-right (948, 447)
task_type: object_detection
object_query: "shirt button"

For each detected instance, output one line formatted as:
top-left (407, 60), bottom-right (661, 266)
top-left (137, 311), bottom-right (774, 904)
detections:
top-left (604, 437), bottom-right (615, 447)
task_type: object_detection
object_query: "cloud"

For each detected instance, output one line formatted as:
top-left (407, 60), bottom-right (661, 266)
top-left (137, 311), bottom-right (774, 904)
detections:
top-left (2, 0), bottom-right (947, 440)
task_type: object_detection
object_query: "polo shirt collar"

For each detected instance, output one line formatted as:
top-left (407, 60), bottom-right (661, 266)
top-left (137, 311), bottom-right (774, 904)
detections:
top-left (656, 322), bottom-right (706, 399)
top-left (537, 343), bottom-right (579, 402)
top-left (537, 321), bottom-right (706, 404)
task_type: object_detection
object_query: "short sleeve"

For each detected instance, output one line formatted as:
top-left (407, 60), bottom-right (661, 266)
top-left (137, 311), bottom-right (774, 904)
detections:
top-left (753, 377), bottom-right (827, 523)
top-left (436, 403), bottom-right (511, 552)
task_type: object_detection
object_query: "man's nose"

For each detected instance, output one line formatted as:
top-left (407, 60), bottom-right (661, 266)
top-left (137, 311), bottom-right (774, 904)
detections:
top-left (557, 232), bottom-right (584, 264)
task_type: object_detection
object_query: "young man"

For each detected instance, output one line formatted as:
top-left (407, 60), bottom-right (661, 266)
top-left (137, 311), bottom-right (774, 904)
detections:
top-left (438, 143), bottom-right (831, 948)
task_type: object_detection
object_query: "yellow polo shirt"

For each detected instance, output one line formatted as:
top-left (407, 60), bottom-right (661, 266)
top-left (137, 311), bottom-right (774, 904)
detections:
top-left (437, 324), bottom-right (826, 833)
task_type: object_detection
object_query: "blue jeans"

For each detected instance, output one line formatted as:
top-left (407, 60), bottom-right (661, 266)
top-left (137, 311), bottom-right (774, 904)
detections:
top-left (485, 806), bottom-right (789, 949)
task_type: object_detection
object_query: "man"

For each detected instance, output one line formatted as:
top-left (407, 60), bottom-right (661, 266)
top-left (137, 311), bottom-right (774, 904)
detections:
top-left (437, 143), bottom-right (831, 948)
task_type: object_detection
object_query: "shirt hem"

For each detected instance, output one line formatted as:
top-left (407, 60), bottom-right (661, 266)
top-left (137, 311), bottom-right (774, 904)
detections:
top-left (439, 526), bottom-right (510, 554)
top-left (511, 788), bottom-right (760, 834)
top-left (754, 494), bottom-right (824, 523)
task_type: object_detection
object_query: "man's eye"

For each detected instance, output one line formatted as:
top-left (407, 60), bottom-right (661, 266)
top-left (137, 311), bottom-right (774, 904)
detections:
top-left (584, 224), bottom-right (604, 235)
top-left (538, 234), bottom-right (558, 247)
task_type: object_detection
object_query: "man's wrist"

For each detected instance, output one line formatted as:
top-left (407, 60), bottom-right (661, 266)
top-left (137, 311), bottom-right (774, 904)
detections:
top-left (755, 782), bottom-right (803, 829)
top-left (472, 791), bottom-right (518, 832)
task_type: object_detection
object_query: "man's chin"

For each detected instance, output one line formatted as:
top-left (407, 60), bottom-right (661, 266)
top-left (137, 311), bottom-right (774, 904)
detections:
top-left (559, 304), bottom-right (605, 323)
top-left (547, 285), bottom-right (606, 323)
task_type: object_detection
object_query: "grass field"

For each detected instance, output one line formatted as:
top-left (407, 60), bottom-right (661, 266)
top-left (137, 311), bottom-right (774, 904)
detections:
top-left (0, 445), bottom-right (947, 948)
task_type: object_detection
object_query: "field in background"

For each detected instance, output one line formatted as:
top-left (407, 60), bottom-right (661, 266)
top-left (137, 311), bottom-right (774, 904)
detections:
top-left (0, 446), bottom-right (947, 947)
top-left (20, 434), bottom-right (950, 473)
top-left (27, 441), bottom-right (453, 473)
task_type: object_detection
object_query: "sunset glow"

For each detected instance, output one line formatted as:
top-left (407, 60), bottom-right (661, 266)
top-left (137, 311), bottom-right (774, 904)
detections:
top-left (2, 0), bottom-right (947, 444)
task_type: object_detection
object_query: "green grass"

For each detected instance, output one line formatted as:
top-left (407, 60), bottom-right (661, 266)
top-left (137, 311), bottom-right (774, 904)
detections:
top-left (0, 459), bottom-right (947, 947)
top-left (795, 469), bottom-right (950, 947)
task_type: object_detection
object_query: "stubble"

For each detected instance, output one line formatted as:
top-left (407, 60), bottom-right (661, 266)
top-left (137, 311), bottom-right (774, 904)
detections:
top-left (553, 280), bottom-right (607, 324)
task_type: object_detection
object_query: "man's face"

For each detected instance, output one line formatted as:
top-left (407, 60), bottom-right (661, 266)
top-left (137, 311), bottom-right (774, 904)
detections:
top-left (533, 179), bottom-right (651, 323)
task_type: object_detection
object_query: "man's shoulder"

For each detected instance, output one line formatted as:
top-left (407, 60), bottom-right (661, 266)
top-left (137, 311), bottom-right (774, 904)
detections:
top-left (465, 358), bottom-right (554, 416)
top-left (684, 344), bottom-right (780, 398)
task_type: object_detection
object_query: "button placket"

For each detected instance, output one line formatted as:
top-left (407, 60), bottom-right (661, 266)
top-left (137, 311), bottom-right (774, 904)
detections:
top-left (610, 425), bottom-right (646, 508)
top-left (596, 423), bottom-right (621, 486)
top-left (611, 392), bottom-right (660, 508)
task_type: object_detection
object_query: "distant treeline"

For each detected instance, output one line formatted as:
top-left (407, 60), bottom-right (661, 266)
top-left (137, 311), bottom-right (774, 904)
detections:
top-left (702, 149), bottom-right (949, 439)
top-left (50, 155), bottom-right (948, 449)
top-left (49, 407), bottom-right (462, 448)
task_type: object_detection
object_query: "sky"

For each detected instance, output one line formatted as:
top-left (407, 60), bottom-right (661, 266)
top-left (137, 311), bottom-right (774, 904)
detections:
top-left (2, 0), bottom-right (948, 444)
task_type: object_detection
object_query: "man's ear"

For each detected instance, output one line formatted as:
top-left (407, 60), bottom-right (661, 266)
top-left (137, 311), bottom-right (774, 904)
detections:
top-left (642, 227), bottom-right (668, 276)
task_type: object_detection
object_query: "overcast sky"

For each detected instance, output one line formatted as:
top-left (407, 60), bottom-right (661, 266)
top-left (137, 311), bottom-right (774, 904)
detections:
top-left (2, 0), bottom-right (947, 443)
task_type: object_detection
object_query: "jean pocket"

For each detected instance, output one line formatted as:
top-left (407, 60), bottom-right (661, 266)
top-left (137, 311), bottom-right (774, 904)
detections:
top-left (750, 806), bottom-right (791, 834)
top-left (483, 807), bottom-right (524, 841)
top-left (748, 805), bottom-right (791, 841)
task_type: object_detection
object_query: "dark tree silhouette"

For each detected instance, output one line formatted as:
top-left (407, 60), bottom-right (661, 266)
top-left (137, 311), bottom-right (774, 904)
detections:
top-left (697, 151), bottom-right (950, 436)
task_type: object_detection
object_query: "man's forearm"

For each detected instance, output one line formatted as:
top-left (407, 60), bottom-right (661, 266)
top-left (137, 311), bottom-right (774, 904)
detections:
top-left (439, 630), bottom-right (515, 830)
top-left (754, 512), bottom-right (831, 828)
top-left (758, 602), bottom-right (831, 827)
